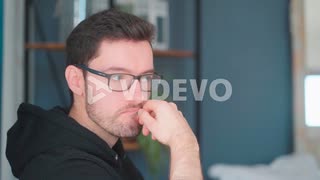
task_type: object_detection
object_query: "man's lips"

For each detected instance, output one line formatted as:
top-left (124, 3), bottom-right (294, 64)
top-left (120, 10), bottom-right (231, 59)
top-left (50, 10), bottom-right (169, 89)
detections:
top-left (121, 108), bottom-right (141, 114)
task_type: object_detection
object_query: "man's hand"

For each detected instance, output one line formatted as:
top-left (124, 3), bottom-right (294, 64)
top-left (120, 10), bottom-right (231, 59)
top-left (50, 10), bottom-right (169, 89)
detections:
top-left (138, 100), bottom-right (196, 147)
top-left (138, 100), bottom-right (203, 180)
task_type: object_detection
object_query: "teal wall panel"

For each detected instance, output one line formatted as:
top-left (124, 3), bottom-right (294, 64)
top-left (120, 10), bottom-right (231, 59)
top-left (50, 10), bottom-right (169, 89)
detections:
top-left (201, 0), bottom-right (293, 179)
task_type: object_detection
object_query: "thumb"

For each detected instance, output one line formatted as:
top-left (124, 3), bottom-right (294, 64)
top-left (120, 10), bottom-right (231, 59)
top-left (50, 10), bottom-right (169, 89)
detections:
top-left (138, 109), bottom-right (156, 132)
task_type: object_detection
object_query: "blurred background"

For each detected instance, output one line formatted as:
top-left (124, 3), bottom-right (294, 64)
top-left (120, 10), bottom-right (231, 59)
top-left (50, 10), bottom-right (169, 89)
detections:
top-left (1, 0), bottom-right (320, 179)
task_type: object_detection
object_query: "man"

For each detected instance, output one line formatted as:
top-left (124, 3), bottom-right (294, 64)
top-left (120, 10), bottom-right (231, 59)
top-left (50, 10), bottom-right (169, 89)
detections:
top-left (6, 9), bottom-right (202, 180)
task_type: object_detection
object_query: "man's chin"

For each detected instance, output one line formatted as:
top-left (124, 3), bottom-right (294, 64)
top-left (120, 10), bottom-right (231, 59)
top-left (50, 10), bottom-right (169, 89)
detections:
top-left (118, 120), bottom-right (142, 137)
top-left (110, 113), bottom-right (141, 137)
top-left (118, 125), bottom-right (142, 138)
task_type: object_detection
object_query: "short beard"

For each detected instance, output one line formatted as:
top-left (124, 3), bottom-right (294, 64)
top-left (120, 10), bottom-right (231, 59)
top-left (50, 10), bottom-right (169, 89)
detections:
top-left (86, 102), bottom-right (142, 138)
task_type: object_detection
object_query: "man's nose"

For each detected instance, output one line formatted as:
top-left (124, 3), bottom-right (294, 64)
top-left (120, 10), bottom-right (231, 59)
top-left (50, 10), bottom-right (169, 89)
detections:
top-left (131, 80), bottom-right (149, 101)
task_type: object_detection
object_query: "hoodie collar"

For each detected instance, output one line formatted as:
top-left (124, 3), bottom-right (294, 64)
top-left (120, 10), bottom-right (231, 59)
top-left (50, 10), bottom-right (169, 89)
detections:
top-left (6, 103), bottom-right (125, 177)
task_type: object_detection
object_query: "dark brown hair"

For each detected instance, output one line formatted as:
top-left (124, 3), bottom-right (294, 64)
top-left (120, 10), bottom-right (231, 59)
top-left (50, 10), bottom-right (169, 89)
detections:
top-left (66, 9), bottom-right (154, 105)
top-left (66, 9), bottom-right (155, 66)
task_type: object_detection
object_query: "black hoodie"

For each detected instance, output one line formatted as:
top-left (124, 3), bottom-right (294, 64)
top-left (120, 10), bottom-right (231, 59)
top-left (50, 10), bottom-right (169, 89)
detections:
top-left (6, 103), bottom-right (144, 180)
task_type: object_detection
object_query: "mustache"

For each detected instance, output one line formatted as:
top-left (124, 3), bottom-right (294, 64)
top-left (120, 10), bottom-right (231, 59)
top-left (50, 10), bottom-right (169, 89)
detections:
top-left (118, 102), bottom-right (145, 113)
top-left (125, 103), bottom-right (144, 109)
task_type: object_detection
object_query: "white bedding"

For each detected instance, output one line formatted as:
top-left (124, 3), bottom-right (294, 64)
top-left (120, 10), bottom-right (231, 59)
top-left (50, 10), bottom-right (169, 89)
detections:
top-left (208, 154), bottom-right (320, 180)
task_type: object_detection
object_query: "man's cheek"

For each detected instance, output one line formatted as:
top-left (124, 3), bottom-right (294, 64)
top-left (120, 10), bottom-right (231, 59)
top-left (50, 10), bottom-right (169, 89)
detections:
top-left (141, 91), bottom-right (151, 100)
top-left (86, 76), bottom-right (114, 105)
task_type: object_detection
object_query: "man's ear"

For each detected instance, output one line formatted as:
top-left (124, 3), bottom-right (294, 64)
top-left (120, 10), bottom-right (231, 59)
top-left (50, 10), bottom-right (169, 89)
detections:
top-left (65, 65), bottom-right (84, 96)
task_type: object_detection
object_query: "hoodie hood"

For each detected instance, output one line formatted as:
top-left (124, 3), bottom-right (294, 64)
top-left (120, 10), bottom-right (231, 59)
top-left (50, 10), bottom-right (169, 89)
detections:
top-left (6, 103), bottom-right (123, 178)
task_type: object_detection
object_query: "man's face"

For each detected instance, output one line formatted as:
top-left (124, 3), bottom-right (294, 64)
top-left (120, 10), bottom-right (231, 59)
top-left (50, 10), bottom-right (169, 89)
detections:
top-left (84, 40), bottom-right (153, 138)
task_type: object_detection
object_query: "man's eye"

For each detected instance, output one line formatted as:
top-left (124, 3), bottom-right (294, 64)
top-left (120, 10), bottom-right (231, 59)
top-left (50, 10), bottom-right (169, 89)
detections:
top-left (111, 75), bottom-right (121, 81)
top-left (141, 75), bottom-right (151, 81)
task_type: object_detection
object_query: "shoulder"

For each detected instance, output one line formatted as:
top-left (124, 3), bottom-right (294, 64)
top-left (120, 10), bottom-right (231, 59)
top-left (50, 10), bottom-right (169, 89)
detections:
top-left (20, 146), bottom-right (121, 180)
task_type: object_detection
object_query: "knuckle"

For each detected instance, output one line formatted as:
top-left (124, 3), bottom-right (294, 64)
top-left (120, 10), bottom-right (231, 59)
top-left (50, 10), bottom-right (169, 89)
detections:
top-left (158, 101), bottom-right (167, 109)
top-left (169, 102), bottom-right (178, 109)
top-left (178, 111), bottom-right (184, 116)
top-left (139, 110), bottom-right (147, 118)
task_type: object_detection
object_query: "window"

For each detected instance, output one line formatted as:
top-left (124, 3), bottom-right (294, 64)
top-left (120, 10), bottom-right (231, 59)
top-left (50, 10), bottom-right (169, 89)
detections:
top-left (73, 0), bottom-right (87, 27)
top-left (305, 75), bottom-right (320, 127)
top-left (303, 0), bottom-right (320, 127)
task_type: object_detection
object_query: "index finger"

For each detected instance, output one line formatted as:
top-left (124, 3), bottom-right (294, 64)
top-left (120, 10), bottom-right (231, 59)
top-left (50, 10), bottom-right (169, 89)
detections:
top-left (142, 100), bottom-right (167, 112)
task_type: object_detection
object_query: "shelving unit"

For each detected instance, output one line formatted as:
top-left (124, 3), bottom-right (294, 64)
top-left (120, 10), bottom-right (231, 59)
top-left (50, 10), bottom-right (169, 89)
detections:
top-left (25, 43), bottom-right (194, 58)
top-left (24, 0), bottom-right (201, 151)
top-left (122, 138), bottom-right (140, 151)
top-left (25, 42), bottom-right (194, 151)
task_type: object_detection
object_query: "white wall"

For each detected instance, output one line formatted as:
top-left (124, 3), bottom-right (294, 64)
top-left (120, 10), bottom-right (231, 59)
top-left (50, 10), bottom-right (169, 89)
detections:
top-left (1, 0), bottom-right (25, 179)
top-left (305, 0), bottom-right (320, 73)
top-left (292, 0), bottom-right (320, 164)
top-left (304, 0), bottom-right (320, 73)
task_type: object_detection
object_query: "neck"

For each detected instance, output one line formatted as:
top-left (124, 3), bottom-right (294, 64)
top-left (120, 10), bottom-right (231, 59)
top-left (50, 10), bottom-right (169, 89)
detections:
top-left (68, 102), bottom-right (118, 148)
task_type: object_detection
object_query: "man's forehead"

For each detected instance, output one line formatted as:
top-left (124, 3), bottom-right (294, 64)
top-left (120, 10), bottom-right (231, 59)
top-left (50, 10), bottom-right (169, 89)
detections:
top-left (98, 39), bottom-right (152, 51)
top-left (100, 66), bottom-right (155, 74)
top-left (89, 40), bottom-right (154, 72)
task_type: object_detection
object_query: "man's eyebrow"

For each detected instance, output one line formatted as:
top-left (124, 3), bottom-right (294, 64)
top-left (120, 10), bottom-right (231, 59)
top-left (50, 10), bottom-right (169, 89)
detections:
top-left (141, 69), bottom-right (155, 74)
top-left (102, 67), bottom-right (155, 74)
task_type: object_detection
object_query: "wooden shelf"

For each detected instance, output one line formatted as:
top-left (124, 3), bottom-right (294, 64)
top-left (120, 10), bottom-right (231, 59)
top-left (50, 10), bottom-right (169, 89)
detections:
top-left (25, 43), bottom-right (194, 58)
top-left (122, 138), bottom-right (140, 151)
top-left (153, 49), bottom-right (193, 58)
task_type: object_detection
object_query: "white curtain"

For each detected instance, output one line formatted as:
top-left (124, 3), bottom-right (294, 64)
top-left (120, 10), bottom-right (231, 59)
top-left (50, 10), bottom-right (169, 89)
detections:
top-left (291, 0), bottom-right (320, 164)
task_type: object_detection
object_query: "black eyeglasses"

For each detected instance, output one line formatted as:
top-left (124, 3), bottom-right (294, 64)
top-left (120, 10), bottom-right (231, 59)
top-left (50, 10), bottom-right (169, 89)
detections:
top-left (75, 64), bottom-right (162, 92)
